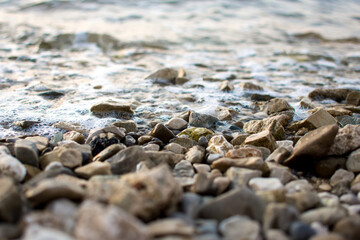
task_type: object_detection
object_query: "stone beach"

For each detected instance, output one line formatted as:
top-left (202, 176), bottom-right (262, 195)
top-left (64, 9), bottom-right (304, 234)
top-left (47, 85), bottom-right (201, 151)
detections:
top-left (1, 0), bottom-right (360, 239)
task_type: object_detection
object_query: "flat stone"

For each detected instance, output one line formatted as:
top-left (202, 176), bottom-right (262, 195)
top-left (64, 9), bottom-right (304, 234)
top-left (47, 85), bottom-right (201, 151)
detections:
top-left (243, 130), bottom-right (278, 152)
top-left (147, 218), bottom-right (195, 238)
top-left (347, 148), bottom-right (360, 172)
top-left (219, 215), bottom-right (261, 240)
top-left (211, 157), bottom-right (265, 173)
top-left (318, 192), bottom-right (339, 207)
top-left (75, 200), bottom-right (148, 240)
top-left (284, 124), bottom-right (338, 167)
top-left (151, 123), bottom-right (176, 143)
top-left (329, 124), bottom-right (360, 155)
top-left (112, 120), bottom-right (137, 133)
top-left (90, 101), bottom-right (134, 117)
top-left (15, 139), bottom-right (39, 167)
top-left (0, 177), bottom-right (23, 223)
top-left (225, 167), bottom-right (262, 187)
top-left (249, 177), bottom-right (284, 191)
top-left (305, 108), bottom-right (337, 128)
top-left (186, 145), bottom-right (205, 163)
top-left (300, 207), bottom-right (347, 226)
top-left (75, 161), bottom-right (111, 179)
top-left (166, 117), bottom-right (188, 130)
top-left (197, 188), bottom-right (266, 222)
top-left (25, 177), bottom-right (85, 206)
top-left (93, 144), bottom-right (126, 162)
top-left (308, 88), bottom-right (352, 102)
top-left (206, 135), bottom-right (233, 155)
top-left (0, 146), bottom-right (26, 182)
top-left (106, 146), bottom-right (150, 174)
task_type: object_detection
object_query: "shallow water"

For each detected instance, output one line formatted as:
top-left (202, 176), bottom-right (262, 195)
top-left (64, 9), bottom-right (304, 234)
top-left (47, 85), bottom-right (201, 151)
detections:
top-left (0, 0), bottom-right (360, 137)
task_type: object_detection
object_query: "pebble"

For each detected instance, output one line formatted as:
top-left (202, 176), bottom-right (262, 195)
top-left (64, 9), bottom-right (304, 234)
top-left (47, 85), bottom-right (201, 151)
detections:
top-left (219, 80), bottom-right (234, 92)
top-left (243, 129), bottom-right (278, 152)
top-left (300, 207), bottom-right (347, 226)
top-left (92, 143), bottom-right (126, 162)
top-left (244, 117), bottom-right (285, 140)
top-left (75, 161), bottom-right (111, 179)
top-left (166, 117), bottom-right (188, 130)
top-left (165, 142), bottom-right (186, 154)
top-left (0, 146), bottom-right (26, 182)
top-left (186, 145), bottom-right (205, 163)
top-left (75, 200), bottom-right (148, 240)
top-left (289, 221), bottom-right (316, 240)
top-left (112, 120), bottom-right (137, 133)
top-left (25, 136), bottom-right (49, 152)
top-left (90, 101), bottom-right (134, 117)
top-left (333, 215), bottom-right (360, 240)
top-left (62, 131), bottom-right (85, 143)
top-left (206, 135), bottom-right (233, 155)
top-left (106, 146), bottom-right (150, 174)
top-left (249, 177), bottom-right (284, 191)
top-left (197, 188), bottom-right (266, 222)
top-left (263, 203), bottom-right (300, 232)
top-left (346, 148), bottom-right (360, 172)
top-left (329, 124), bottom-right (360, 155)
top-left (150, 123), bottom-right (176, 143)
top-left (189, 112), bottom-right (219, 129)
top-left (25, 176), bottom-right (85, 206)
top-left (308, 88), bottom-right (352, 102)
top-left (330, 169), bottom-right (354, 187)
top-left (226, 146), bottom-right (262, 159)
top-left (15, 139), bottom-right (39, 167)
top-left (263, 98), bottom-right (294, 115)
top-left (225, 167), bottom-right (262, 187)
top-left (211, 156), bottom-right (265, 173)
top-left (0, 177), bottom-right (23, 223)
top-left (147, 218), bottom-right (195, 238)
top-left (284, 124), bottom-right (338, 167)
top-left (219, 215), bottom-right (261, 240)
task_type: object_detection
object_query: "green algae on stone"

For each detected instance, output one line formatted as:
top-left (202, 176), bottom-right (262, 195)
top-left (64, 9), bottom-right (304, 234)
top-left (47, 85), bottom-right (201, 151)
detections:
top-left (177, 127), bottom-right (214, 141)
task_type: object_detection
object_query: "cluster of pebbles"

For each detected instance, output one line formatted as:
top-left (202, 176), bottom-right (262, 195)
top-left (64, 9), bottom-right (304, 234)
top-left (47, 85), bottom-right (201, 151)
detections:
top-left (1, 71), bottom-right (360, 240)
